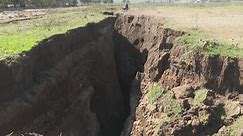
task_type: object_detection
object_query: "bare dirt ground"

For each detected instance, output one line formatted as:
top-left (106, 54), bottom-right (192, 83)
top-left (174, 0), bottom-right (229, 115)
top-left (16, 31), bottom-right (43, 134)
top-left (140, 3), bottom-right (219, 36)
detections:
top-left (125, 4), bottom-right (243, 48)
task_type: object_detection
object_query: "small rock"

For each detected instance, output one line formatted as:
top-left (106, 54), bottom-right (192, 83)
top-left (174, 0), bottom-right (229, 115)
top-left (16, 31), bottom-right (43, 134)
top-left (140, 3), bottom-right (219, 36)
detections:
top-left (217, 125), bottom-right (226, 133)
top-left (187, 120), bottom-right (192, 126)
top-left (171, 84), bottom-right (195, 99)
top-left (225, 100), bottom-right (241, 118)
top-left (191, 118), bottom-right (200, 126)
top-left (148, 104), bottom-right (157, 112)
top-left (239, 94), bottom-right (243, 102)
top-left (224, 118), bottom-right (234, 126)
top-left (158, 105), bottom-right (164, 112)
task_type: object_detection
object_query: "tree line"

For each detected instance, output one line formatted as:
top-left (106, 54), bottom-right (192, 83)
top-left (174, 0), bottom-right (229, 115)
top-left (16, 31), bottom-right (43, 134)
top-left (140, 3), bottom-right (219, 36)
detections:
top-left (0, 0), bottom-right (113, 8)
top-left (0, 0), bottom-right (77, 7)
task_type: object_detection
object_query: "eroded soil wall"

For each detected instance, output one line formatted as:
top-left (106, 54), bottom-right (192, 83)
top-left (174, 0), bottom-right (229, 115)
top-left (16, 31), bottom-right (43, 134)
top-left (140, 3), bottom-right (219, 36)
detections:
top-left (0, 16), bottom-right (143, 136)
top-left (114, 15), bottom-right (242, 94)
top-left (0, 14), bottom-right (242, 136)
top-left (114, 15), bottom-right (242, 136)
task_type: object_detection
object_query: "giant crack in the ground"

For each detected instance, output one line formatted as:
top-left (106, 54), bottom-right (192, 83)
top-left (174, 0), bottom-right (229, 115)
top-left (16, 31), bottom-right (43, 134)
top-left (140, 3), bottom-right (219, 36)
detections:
top-left (0, 14), bottom-right (242, 136)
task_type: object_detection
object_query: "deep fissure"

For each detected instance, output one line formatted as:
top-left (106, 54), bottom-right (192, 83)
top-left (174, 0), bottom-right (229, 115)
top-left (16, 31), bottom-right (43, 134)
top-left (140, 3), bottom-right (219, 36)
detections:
top-left (0, 14), bottom-right (242, 136)
top-left (0, 16), bottom-right (146, 136)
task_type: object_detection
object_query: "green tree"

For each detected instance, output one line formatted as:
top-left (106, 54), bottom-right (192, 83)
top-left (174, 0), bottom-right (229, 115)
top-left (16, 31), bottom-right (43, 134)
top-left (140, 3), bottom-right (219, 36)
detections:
top-left (0, 0), bottom-right (10, 7)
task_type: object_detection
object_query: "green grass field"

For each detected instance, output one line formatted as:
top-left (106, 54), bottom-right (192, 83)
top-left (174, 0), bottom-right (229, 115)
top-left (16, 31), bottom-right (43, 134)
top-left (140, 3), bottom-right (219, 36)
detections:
top-left (176, 29), bottom-right (243, 57)
top-left (0, 8), bottom-right (106, 59)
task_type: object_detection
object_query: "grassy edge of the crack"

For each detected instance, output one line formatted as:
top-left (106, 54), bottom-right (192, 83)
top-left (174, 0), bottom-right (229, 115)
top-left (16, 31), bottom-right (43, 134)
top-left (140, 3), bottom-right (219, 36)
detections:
top-left (161, 18), bottom-right (243, 58)
top-left (176, 30), bottom-right (243, 58)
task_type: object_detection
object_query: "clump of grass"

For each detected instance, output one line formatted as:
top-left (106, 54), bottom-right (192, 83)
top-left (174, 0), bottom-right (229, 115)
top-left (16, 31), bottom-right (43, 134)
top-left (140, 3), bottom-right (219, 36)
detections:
top-left (148, 83), bottom-right (164, 103)
top-left (229, 116), bottom-right (243, 136)
top-left (148, 84), bottom-right (182, 116)
top-left (223, 100), bottom-right (234, 119)
top-left (161, 114), bottom-right (171, 123)
top-left (176, 29), bottom-right (243, 57)
top-left (219, 116), bottom-right (243, 136)
top-left (160, 91), bottom-right (182, 115)
top-left (154, 114), bottom-right (171, 136)
top-left (198, 111), bottom-right (209, 124)
top-left (153, 91), bottom-right (182, 136)
top-left (193, 88), bottom-right (208, 106)
top-left (148, 84), bottom-right (190, 135)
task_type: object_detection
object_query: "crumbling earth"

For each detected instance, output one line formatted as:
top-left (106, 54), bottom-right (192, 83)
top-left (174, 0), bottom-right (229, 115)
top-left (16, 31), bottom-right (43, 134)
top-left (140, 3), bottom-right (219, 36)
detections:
top-left (115, 15), bottom-right (243, 136)
top-left (0, 14), bottom-right (242, 136)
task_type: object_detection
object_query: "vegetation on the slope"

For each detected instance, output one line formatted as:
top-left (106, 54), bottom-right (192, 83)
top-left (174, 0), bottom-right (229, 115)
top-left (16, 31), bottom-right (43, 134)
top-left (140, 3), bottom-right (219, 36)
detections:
top-left (160, 90), bottom-right (182, 115)
top-left (148, 83), bottom-right (182, 114)
top-left (0, 10), bottom-right (105, 59)
top-left (193, 88), bottom-right (208, 106)
top-left (218, 116), bottom-right (243, 136)
top-left (154, 113), bottom-right (171, 135)
top-left (176, 29), bottom-right (243, 57)
top-left (229, 116), bottom-right (243, 136)
top-left (152, 86), bottom-right (183, 135)
top-left (198, 111), bottom-right (210, 124)
top-left (148, 83), bottom-right (164, 103)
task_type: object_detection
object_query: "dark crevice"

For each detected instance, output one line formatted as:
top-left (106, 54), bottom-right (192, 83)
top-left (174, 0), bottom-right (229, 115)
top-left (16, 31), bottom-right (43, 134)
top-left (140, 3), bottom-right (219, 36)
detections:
top-left (0, 15), bottom-right (151, 136)
top-left (0, 17), bottom-right (142, 136)
top-left (113, 30), bottom-right (147, 136)
top-left (154, 52), bottom-right (170, 82)
top-left (1, 15), bottom-right (242, 136)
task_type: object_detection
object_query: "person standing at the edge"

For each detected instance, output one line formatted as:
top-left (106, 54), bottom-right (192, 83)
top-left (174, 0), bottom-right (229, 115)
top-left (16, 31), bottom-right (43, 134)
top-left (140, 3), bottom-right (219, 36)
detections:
top-left (124, 0), bottom-right (129, 12)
